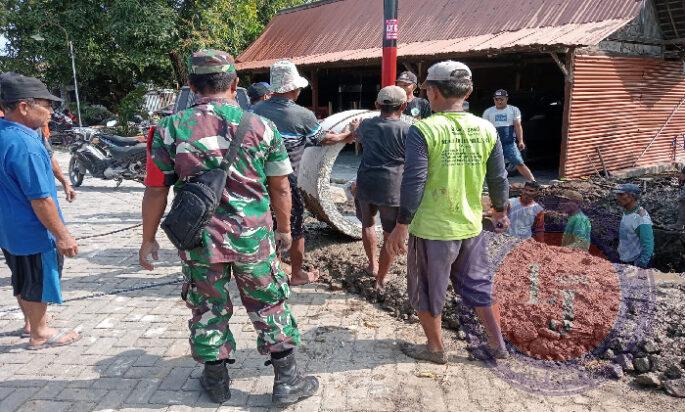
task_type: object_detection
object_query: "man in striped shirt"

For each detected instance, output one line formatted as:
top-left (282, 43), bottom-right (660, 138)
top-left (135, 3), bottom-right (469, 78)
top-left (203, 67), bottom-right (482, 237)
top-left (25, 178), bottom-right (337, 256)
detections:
top-left (254, 60), bottom-right (355, 285)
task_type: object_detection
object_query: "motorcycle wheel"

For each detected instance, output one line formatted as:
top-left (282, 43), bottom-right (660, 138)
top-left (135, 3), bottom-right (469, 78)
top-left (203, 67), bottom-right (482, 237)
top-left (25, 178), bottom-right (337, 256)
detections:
top-left (68, 156), bottom-right (86, 187)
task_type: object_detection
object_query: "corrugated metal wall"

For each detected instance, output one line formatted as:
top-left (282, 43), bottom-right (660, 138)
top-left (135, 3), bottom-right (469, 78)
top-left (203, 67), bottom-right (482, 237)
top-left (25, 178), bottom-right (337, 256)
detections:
top-left (562, 54), bottom-right (685, 177)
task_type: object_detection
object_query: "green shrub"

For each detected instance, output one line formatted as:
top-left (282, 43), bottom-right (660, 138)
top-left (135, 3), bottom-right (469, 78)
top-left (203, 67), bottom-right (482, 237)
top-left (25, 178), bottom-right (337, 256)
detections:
top-left (115, 84), bottom-right (150, 136)
top-left (70, 103), bottom-right (113, 126)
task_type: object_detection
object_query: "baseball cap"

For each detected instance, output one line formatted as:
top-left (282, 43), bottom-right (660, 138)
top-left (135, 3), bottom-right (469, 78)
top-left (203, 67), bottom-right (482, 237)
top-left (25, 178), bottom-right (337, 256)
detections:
top-left (376, 85), bottom-right (407, 106)
top-left (494, 89), bottom-right (509, 98)
top-left (558, 190), bottom-right (583, 202)
top-left (270, 60), bottom-right (309, 93)
top-left (0, 72), bottom-right (62, 103)
top-left (188, 49), bottom-right (236, 75)
top-left (396, 71), bottom-right (418, 85)
top-left (247, 82), bottom-right (271, 100)
top-left (613, 183), bottom-right (641, 197)
top-left (420, 61), bottom-right (472, 89)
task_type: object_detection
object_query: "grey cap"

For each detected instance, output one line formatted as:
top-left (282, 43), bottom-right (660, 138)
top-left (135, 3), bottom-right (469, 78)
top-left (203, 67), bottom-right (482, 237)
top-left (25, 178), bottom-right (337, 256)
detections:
top-left (376, 85), bottom-right (407, 106)
top-left (396, 71), bottom-right (418, 85)
top-left (0, 73), bottom-right (62, 103)
top-left (614, 183), bottom-right (641, 197)
top-left (425, 61), bottom-right (472, 81)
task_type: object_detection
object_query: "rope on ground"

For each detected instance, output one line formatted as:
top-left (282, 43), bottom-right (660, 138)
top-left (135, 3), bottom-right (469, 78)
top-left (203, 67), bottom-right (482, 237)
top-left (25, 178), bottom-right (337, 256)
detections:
top-left (0, 275), bottom-right (182, 315)
top-left (75, 222), bottom-right (144, 240)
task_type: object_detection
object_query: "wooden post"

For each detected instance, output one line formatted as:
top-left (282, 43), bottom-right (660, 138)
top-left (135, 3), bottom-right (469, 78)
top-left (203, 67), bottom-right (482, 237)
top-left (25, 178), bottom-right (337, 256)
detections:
top-left (558, 49), bottom-right (575, 178)
top-left (311, 69), bottom-right (319, 114)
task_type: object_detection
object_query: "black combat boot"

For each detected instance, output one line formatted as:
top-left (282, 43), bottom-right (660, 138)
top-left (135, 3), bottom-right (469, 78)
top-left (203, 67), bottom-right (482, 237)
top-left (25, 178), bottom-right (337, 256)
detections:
top-left (269, 351), bottom-right (319, 405)
top-left (200, 361), bottom-right (231, 403)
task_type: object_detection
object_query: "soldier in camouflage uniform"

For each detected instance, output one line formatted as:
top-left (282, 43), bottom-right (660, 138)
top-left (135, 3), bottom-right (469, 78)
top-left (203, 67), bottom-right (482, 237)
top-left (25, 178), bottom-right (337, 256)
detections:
top-left (138, 50), bottom-right (319, 405)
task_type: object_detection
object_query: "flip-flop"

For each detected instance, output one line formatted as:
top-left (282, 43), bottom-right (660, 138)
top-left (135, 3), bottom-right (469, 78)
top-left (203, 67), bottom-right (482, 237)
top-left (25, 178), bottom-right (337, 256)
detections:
top-left (469, 345), bottom-right (510, 361)
top-left (400, 342), bottom-right (447, 365)
top-left (27, 329), bottom-right (81, 350)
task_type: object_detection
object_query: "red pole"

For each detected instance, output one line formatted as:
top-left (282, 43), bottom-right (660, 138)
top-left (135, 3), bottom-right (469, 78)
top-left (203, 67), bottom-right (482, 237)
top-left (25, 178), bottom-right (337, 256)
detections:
top-left (382, 0), bottom-right (398, 88)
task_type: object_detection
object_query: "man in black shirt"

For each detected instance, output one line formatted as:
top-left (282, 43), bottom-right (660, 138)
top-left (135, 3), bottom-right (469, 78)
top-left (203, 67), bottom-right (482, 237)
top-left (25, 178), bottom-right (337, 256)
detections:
top-left (351, 86), bottom-right (410, 291)
top-left (396, 71), bottom-right (431, 120)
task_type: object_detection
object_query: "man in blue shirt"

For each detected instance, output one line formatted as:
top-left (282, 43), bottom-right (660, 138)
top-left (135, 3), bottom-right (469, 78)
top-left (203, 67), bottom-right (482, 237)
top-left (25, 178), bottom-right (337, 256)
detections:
top-left (0, 73), bottom-right (80, 349)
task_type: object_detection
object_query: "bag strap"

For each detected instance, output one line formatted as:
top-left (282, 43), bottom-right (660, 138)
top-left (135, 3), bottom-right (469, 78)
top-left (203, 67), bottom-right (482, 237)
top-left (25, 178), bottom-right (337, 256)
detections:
top-left (220, 111), bottom-right (254, 173)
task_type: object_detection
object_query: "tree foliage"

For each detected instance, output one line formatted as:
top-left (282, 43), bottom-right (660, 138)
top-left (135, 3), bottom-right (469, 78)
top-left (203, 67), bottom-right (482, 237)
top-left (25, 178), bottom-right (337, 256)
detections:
top-left (0, 0), bottom-right (312, 109)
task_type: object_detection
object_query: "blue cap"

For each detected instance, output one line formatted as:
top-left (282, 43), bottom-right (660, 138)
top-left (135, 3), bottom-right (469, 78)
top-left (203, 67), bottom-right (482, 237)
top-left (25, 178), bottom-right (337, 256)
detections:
top-left (613, 183), bottom-right (641, 197)
top-left (247, 82), bottom-right (271, 100)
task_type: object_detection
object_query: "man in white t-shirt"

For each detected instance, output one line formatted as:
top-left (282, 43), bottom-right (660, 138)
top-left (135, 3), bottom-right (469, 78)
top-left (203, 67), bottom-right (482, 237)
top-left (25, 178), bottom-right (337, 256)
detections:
top-left (614, 183), bottom-right (654, 268)
top-left (507, 181), bottom-right (545, 242)
top-left (483, 89), bottom-right (535, 182)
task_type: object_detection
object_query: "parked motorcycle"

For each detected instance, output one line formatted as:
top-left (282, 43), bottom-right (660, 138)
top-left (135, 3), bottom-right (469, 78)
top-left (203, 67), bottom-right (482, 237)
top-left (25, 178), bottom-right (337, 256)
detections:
top-left (68, 127), bottom-right (147, 187)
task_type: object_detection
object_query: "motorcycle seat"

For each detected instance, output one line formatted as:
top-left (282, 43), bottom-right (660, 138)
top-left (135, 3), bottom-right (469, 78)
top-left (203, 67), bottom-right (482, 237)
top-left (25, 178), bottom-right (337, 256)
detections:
top-left (100, 134), bottom-right (141, 147)
top-left (109, 143), bottom-right (147, 161)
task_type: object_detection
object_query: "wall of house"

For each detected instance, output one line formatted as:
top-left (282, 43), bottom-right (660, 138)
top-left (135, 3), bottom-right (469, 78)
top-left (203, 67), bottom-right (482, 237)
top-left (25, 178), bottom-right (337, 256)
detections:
top-left (562, 54), bottom-right (685, 178)
top-left (596, 0), bottom-right (664, 57)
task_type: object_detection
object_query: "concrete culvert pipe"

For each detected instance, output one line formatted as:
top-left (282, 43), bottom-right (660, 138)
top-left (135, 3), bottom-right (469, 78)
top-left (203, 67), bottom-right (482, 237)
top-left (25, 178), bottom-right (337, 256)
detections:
top-left (298, 110), bottom-right (414, 239)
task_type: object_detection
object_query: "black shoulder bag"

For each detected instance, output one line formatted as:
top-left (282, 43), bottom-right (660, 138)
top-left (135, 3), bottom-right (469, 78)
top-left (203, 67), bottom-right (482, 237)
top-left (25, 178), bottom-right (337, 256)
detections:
top-left (161, 112), bottom-right (253, 250)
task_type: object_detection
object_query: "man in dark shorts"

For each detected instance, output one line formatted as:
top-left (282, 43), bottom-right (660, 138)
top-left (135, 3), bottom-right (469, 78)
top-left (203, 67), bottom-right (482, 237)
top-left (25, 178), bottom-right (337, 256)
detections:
top-left (396, 71), bottom-right (431, 120)
top-left (387, 61), bottom-right (510, 364)
top-left (0, 74), bottom-right (80, 349)
top-left (351, 86), bottom-right (409, 291)
top-left (254, 60), bottom-right (355, 285)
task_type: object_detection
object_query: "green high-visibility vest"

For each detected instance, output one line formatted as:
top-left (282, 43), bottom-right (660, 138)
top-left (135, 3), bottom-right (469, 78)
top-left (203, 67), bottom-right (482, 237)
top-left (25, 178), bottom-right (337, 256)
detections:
top-left (410, 112), bottom-right (498, 240)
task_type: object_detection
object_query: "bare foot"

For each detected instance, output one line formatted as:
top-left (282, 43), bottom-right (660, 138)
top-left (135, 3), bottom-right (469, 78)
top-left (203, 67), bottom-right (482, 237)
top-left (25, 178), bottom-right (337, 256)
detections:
top-left (21, 314), bottom-right (53, 337)
top-left (280, 261), bottom-right (292, 276)
top-left (364, 264), bottom-right (378, 277)
top-left (290, 269), bottom-right (320, 286)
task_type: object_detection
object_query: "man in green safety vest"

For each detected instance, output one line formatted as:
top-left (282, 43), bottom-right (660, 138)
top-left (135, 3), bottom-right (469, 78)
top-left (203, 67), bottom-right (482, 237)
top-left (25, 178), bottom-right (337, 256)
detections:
top-left (387, 61), bottom-right (511, 363)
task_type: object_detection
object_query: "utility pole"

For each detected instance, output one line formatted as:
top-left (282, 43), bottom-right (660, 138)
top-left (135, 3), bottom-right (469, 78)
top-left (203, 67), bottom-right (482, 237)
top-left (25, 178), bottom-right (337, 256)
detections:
top-left (382, 0), bottom-right (399, 87)
top-left (68, 41), bottom-right (82, 127)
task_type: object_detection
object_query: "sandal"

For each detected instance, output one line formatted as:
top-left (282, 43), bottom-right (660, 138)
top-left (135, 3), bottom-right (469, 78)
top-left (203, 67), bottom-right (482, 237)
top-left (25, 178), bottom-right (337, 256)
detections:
top-left (27, 329), bottom-right (81, 350)
top-left (469, 345), bottom-right (510, 361)
top-left (400, 342), bottom-right (447, 365)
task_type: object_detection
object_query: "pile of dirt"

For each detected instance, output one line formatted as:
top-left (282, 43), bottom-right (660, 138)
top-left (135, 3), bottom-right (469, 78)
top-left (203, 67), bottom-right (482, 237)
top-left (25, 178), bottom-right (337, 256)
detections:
top-left (303, 219), bottom-right (685, 397)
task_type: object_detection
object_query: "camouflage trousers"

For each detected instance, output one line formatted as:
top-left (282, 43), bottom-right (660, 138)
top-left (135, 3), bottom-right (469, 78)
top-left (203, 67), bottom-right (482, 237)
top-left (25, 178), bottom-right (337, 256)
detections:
top-left (181, 252), bottom-right (300, 362)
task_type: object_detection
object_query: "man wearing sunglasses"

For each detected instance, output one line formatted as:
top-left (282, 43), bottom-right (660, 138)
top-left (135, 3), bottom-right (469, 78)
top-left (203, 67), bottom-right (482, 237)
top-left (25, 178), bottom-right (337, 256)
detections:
top-left (483, 89), bottom-right (536, 182)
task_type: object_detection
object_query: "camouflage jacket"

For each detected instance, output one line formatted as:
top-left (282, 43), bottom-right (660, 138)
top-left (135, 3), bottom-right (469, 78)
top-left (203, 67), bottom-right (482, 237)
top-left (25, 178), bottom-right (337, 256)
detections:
top-left (152, 97), bottom-right (293, 263)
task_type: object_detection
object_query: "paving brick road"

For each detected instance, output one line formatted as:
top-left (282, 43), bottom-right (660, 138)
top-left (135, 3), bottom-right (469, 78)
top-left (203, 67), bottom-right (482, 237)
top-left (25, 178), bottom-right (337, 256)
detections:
top-left (0, 152), bottom-right (682, 411)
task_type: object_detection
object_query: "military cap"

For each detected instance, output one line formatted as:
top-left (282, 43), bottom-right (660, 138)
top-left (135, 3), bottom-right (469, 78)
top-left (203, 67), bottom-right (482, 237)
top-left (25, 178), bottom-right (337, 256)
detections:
top-left (188, 49), bottom-right (236, 75)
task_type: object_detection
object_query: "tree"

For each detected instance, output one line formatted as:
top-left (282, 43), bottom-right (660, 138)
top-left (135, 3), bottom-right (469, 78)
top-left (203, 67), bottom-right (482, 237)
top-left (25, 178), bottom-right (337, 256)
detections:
top-left (0, 0), bottom-right (312, 109)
